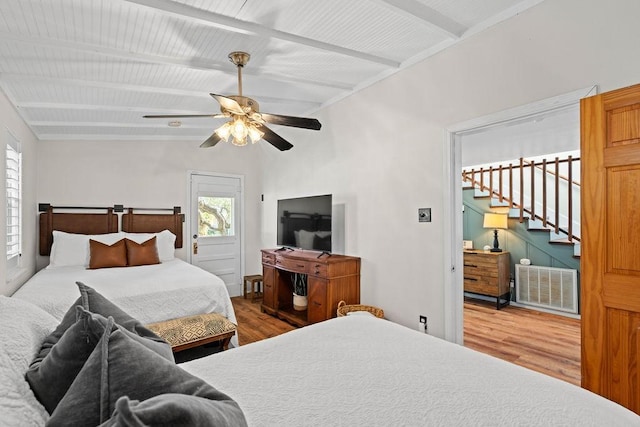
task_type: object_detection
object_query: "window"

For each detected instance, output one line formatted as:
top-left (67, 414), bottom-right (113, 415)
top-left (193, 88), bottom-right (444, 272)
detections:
top-left (6, 131), bottom-right (21, 270)
top-left (197, 196), bottom-right (234, 237)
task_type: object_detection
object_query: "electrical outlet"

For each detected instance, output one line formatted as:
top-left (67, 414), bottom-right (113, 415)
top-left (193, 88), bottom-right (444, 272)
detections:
top-left (418, 315), bottom-right (428, 334)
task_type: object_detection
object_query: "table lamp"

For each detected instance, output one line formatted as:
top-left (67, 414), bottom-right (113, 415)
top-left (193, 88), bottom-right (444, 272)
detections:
top-left (483, 213), bottom-right (508, 252)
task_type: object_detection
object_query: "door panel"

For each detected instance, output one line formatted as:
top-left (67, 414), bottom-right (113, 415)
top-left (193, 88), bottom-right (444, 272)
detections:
top-left (190, 173), bottom-right (243, 296)
top-left (581, 83), bottom-right (640, 413)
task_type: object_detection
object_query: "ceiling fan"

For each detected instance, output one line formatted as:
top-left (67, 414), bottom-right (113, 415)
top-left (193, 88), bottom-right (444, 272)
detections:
top-left (143, 51), bottom-right (321, 151)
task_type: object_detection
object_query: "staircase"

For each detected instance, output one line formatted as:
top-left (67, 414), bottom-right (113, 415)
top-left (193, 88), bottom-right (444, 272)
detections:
top-left (462, 154), bottom-right (581, 316)
top-left (462, 153), bottom-right (580, 257)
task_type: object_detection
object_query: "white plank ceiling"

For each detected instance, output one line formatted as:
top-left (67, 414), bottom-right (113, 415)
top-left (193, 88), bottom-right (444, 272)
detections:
top-left (0, 0), bottom-right (543, 142)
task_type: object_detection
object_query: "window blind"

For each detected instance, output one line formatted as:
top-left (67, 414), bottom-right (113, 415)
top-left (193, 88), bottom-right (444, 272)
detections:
top-left (6, 132), bottom-right (21, 269)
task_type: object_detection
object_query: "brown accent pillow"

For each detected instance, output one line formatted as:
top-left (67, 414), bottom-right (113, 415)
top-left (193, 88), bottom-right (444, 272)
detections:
top-left (89, 239), bottom-right (127, 269)
top-left (125, 236), bottom-right (160, 267)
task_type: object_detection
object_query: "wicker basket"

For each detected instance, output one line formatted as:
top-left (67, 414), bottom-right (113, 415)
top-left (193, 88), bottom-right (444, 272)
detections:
top-left (336, 300), bottom-right (384, 318)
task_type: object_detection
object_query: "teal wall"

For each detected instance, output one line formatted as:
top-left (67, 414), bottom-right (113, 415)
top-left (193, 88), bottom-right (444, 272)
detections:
top-left (463, 188), bottom-right (580, 302)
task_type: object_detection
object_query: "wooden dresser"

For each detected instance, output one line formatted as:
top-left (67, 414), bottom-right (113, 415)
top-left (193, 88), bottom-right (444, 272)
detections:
top-left (261, 249), bottom-right (360, 326)
top-left (463, 250), bottom-right (510, 309)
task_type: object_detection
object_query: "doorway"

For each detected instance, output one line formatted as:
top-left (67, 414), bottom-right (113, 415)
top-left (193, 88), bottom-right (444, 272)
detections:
top-left (443, 86), bottom-right (595, 345)
top-left (189, 172), bottom-right (244, 297)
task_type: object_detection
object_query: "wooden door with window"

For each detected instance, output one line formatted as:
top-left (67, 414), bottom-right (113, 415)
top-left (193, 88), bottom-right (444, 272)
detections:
top-left (189, 173), bottom-right (243, 297)
top-left (581, 83), bottom-right (640, 413)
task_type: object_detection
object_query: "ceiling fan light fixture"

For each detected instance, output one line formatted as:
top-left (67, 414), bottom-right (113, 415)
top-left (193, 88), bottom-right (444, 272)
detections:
top-left (214, 121), bottom-right (232, 141)
top-left (247, 123), bottom-right (264, 144)
top-left (231, 117), bottom-right (249, 145)
top-left (232, 136), bottom-right (247, 146)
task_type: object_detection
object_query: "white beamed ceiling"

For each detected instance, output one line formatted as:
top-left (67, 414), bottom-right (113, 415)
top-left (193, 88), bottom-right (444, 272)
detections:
top-left (0, 0), bottom-right (543, 142)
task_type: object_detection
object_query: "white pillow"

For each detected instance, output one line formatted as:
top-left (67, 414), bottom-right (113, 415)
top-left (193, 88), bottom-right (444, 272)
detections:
top-left (124, 230), bottom-right (176, 262)
top-left (49, 231), bottom-right (124, 268)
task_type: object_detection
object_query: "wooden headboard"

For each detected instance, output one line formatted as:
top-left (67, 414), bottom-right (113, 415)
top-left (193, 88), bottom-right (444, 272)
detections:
top-left (39, 206), bottom-right (118, 256)
top-left (38, 204), bottom-right (184, 256)
top-left (121, 208), bottom-right (183, 249)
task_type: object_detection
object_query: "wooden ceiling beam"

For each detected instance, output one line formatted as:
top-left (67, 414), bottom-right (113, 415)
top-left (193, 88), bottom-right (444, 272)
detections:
top-left (124, 0), bottom-right (400, 68)
top-left (374, 0), bottom-right (467, 39)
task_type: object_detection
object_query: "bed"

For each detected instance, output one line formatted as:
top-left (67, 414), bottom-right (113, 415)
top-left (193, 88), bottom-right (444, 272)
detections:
top-left (180, 315), bottom-right (639, 426)
top-left (2, 295), bottom-right (638, 426)
top-left (14, 205), bottom-right (238, 347)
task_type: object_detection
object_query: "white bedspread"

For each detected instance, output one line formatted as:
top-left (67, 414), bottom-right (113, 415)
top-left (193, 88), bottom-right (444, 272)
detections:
top-left (13, 259), bottom-right (238, 347)
top-left (183, 316), bottom-right (639, 426)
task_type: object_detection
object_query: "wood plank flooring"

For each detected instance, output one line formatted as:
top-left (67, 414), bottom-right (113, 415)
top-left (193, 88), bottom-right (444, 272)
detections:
top-left (231, 296), bottom-right (581, 385)
top-left (232, 296), bottom-right (295, 346)
top-left (463, 299), bottom-right (581, 385)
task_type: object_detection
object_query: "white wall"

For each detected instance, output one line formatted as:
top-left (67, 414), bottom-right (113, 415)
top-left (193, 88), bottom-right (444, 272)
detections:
top-left (260, 0), bottom-right (640, 337)
top-left (36, 139), bottom-right (265, 276)
top-left (0, 89), bottom-right (39, 295)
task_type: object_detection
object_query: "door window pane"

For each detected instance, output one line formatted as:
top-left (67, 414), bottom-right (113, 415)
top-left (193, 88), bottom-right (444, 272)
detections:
top-left (198, 196), bottom-right (234, 237)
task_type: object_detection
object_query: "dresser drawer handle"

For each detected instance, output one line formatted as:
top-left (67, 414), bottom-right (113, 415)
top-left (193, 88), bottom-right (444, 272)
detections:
top-left (464, 277), bottom-right (478, 281)
top-left (464, 263), bottom-right (477, 268)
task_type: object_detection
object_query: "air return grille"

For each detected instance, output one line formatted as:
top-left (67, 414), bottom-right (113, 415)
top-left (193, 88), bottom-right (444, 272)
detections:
top-left (515, 265), bottom-right (578, 314)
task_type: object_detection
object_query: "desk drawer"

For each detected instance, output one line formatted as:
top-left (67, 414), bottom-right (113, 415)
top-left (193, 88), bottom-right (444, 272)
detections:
top-left (262, 252), bottom-right (276, 266)
top-left (309, 262), bottom-right (327, 277)
top-left (275, 256), bottom-right (308, 273)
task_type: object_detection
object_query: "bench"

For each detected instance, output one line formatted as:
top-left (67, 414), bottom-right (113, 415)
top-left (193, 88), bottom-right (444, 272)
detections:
top-left (146, 312), bottom-right (237, 352)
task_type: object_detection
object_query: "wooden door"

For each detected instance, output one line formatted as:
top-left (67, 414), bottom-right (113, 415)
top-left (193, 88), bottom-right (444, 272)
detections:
top-left (581, 83), bottom-right (640, 413)
top-left (190, 173), bottom-right (243, 296)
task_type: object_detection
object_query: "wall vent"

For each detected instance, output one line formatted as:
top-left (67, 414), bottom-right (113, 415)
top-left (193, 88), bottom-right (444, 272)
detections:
top-left (515, 265), bottom-right (578, 314)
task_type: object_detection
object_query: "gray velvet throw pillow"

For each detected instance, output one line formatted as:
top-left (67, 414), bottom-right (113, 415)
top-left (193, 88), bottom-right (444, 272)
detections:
top-left (27, 282), bottom-right (173, 414)
top-left (26, 307), bottom-right (173, 415)
top-left (29, 282), bottom-right (170, 371)
top-left (47, 325), bottom-right (247, 426)
top-left (99, 394), bottom-right (248, 426)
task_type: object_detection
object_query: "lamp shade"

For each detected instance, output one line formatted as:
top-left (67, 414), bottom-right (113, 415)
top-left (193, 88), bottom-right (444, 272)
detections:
top-left (483, 213), bottom-right (508, 229)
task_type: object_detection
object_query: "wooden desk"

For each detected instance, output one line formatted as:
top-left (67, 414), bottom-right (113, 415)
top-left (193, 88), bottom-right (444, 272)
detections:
top-left (261, 249), bottom-right (360, 326)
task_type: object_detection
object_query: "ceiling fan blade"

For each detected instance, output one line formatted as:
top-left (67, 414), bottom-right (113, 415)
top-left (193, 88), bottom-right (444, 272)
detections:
top-left (261, 126), bottom-right (294, 151)
top-left (210, 94), bottom-right (245, 115)
top-left (260, 113), bottom-right (321, 130)
top-left (200, 132), bottom-right (223, 148)
top-left (143, 114), bottom-right (226, 119)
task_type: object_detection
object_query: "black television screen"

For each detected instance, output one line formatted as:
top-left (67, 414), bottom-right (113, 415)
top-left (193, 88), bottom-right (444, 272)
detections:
top-left (277, 194), bottom-right (332, 251)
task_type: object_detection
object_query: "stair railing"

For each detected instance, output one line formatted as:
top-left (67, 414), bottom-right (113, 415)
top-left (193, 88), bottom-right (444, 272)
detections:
top-left (462, 155), bottom-right (580, 242)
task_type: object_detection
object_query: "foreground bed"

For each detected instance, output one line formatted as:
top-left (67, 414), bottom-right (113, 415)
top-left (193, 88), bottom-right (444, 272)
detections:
top-left (182, 315), bottom-right (639, 426)
top-left (2, 294), bottom-right (638, 426)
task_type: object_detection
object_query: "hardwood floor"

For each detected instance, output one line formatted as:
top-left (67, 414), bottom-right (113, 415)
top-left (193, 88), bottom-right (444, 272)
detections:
top-left (231, 296), bottom-right (581, 386)
top-left (463, 299), bottom-right (581, 386)
top-left (232, 296), bottom-right (295, 346)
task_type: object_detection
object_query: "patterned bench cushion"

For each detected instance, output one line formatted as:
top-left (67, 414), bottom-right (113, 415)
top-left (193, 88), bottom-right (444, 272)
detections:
top-left (146, 313), bottom-right (236, 351)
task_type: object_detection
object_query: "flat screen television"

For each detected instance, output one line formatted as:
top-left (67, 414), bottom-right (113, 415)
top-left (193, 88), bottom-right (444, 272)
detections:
top-left (277, 194), bottom-right (332, 251)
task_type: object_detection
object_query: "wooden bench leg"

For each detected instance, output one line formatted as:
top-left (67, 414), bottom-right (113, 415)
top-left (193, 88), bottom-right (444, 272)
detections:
top-left (221, 336), bottom-right (232, 351)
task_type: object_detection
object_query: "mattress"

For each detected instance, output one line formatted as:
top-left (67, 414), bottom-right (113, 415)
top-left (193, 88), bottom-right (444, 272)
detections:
top-left (182, 315), bottom-right (639, 426)
top-left (13, 259), bottom-right (238, 347)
